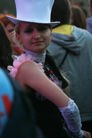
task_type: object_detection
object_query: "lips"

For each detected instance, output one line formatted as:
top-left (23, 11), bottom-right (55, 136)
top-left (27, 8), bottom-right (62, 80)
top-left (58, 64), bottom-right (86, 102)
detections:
top-left (32, 41), bottom-right (43, 45)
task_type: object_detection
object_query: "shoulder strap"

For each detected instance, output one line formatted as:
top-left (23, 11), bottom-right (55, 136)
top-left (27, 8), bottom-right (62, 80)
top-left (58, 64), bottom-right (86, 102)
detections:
top-left (59, 50), bottom-right (68, 68)
top-left (46, 51), bottom-right (68, 89)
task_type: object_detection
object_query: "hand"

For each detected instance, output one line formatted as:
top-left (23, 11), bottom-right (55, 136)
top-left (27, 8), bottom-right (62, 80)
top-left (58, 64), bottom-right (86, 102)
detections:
top-left (82, 130), bottom-right (91, 138)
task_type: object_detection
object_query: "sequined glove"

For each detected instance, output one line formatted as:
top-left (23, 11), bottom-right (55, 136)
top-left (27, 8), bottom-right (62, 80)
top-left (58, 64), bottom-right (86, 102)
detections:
top-left (58, 99), bottom-right (84, 138)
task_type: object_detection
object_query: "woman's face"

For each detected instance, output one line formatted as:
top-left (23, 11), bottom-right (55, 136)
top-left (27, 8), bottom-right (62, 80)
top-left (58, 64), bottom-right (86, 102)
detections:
top-left (16, 22), bottom-right (52, 53)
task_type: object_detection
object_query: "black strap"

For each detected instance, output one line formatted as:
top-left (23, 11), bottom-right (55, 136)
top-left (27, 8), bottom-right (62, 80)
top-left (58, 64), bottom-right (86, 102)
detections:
top-left (59, 50), bottom-right (68, 68)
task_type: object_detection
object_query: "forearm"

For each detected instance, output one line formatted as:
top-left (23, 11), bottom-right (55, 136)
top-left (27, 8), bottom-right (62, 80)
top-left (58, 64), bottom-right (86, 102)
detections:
top-left (59, 99), bottom-right (84, 138)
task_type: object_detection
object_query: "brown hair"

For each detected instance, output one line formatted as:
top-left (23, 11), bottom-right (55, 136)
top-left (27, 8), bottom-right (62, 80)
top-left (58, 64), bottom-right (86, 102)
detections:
top-left (51, 0), bottom-right (71, 25)
top-left (71, 6), bottom-right (87, 29)
top-left (0, 14), bottom-right (15, 27)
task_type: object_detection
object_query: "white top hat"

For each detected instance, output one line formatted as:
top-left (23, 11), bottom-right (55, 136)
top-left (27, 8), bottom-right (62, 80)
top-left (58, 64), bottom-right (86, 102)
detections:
top-left (7, 0), bottom-right (60, 27)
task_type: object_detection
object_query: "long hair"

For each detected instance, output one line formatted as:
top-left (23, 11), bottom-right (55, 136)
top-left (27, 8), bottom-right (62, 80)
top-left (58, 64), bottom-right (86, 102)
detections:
top-left (0, 22), bottom-right (13, 69)
top-left (71, 6), bottom-right (87, 29)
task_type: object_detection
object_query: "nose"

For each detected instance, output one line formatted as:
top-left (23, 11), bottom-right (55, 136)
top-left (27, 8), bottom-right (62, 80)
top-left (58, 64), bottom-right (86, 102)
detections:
top-left (33, 28), bottom-right (41, 39)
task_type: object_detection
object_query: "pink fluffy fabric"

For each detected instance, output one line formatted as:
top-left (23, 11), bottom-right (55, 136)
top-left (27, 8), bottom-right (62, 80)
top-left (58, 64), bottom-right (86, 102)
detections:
top-left (7, 54), bottom-right (44, 78)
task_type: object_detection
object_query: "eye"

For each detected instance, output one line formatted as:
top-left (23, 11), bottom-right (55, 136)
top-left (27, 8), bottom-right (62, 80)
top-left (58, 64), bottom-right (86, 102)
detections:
top-left (24, 28), bottom-right (34, 33)
top-left (8, 29), bottom-right (14, 33)
top-left (37, 26), bottom-right (48, 32)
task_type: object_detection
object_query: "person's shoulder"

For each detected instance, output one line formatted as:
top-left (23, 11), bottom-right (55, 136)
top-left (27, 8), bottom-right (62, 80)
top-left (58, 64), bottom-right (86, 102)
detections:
top-left (87, 16), bottom-right (92, 23)
top-left (73, 26), bottom-right (92, 37)
top-left (8, 53), bottom-right (43, 78)
top-left (18, 60), bottom-right (37, 72)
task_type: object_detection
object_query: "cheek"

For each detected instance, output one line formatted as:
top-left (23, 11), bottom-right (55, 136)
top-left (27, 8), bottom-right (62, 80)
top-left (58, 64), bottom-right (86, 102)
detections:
top-left (20, 36), bottom-right (30, 48)
top-left (17, 33), bottom-right (25, 44)
top-left (45, 31), bottom-right (52, 44)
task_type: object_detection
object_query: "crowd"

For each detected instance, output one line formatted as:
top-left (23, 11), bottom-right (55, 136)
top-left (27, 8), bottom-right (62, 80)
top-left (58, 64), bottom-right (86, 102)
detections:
top-left (0, 0), bottom-right (92, 138)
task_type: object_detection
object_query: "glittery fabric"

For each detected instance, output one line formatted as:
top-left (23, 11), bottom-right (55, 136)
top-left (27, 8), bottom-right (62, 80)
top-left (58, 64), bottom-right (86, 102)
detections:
top-left (59, 99), bottom-right (84, 138)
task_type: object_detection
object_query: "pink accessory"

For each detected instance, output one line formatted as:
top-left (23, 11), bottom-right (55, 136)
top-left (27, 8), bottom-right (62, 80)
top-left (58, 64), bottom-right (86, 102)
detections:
top-left (7, 54), bottom-right (44, 78)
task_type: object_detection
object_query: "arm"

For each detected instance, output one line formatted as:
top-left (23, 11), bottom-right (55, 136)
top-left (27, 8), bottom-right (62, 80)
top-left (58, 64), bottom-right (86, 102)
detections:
top-left (16, 61), bottom-right (90, 138)
top-left (16, 61), bottom-right (69, 108)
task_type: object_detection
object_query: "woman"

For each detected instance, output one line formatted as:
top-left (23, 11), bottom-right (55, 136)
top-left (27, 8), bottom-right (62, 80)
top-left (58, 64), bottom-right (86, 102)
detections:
top-left (0, 14), bottom-right (23, 56)
top-left (7, 0), bottom-right (91, 137)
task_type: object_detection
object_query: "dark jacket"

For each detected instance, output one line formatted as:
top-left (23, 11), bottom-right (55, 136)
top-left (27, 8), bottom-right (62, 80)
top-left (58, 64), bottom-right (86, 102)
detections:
top-left (1, 68), bottom-right (43, 138)
top-left (48, 25), bottom-right (92, 122)
top-left (29, 52), bottom-right (72, 138)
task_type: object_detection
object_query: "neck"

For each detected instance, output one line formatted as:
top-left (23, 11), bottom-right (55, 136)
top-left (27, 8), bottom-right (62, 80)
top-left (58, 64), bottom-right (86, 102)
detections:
top-left (24, 49), bottom-right (46, 63)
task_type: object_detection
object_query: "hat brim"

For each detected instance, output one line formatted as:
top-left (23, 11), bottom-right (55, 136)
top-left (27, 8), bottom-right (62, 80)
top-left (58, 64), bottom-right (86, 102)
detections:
top-left (7, 16), bottom-right (60, 28)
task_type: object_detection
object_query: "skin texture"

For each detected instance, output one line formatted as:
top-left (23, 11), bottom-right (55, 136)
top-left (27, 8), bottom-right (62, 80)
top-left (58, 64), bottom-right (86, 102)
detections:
top-left (16, 61), bottom-right (69, 108)
top-left (16, 22), bottom-right (52, 53)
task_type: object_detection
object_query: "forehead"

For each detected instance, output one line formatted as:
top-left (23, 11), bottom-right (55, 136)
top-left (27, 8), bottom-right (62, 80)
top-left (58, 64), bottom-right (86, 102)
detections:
top-left (5, 23), bottom-right (14, 31)
top-left (20, 22), bottom-right (51, 28)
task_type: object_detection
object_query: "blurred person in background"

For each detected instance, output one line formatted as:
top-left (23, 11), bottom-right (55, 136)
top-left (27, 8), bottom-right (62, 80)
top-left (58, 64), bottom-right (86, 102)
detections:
top-left (0, 68), bottom-right (44, 138)
top-left (0, 22), bottom-right (13, 69)
top-left (0, 14), bottom-right (23, 56)
top-left (87, 0), bottom-right (92, 35)
top-left (71, 0), bottom-right (90, 17)
top-left (70, 5), bottom-right (87, 29)
top-left (48, 0), bottom-right (92, 135)
top-left (90, 0), bottom-right (92, 14)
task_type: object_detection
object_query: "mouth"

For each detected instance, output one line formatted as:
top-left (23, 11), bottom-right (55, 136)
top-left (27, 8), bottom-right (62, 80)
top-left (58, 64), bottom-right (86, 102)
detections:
top-left (32, 41), bottom-right (43, 45)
